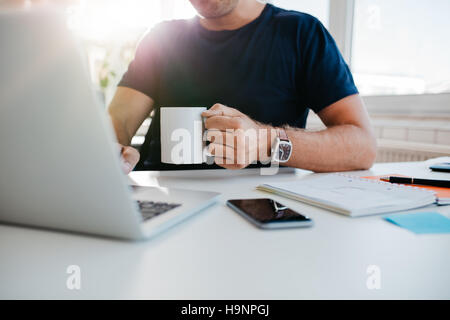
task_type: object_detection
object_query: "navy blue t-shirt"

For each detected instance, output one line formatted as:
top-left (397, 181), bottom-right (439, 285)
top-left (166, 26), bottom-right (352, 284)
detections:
top-left (119, 4), bottom-right (358, 170)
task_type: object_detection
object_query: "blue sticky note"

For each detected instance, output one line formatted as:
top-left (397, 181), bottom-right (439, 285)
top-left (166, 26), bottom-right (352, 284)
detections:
top-left (384, 212), bottom-right (450, 234)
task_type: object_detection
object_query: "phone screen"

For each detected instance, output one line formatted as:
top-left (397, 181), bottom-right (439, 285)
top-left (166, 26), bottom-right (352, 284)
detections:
top-left (430, 163), bottom-right (450, 173)
top-left (227, 199), bottom-right (311, 224)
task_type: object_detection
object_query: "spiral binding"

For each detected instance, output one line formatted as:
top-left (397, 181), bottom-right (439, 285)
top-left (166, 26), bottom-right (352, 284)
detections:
top-left (334, 173), bottom-right (437, 197)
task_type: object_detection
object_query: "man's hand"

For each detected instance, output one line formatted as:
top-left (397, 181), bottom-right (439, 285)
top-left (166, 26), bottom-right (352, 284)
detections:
top-left (202, 104), bottom-right (273, 170)
top-left (108, 87), bottom-right (152, 174)
top-left (118, 144), bottom-right (140, 174)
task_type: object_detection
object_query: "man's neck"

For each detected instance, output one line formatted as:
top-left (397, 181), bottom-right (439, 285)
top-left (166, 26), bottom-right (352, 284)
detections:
top-left (198, 0), bottom-right (266, 31)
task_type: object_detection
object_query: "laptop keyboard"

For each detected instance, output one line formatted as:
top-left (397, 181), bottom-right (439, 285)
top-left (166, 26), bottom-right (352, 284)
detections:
top-left (137, 200), bottom-right (181, 221)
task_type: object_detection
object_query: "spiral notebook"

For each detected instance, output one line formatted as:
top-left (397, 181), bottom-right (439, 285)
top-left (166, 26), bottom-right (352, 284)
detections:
top-left (363, 174), bottom-right (450, 206)
top-left (257, 174), bottom-right (437, 217)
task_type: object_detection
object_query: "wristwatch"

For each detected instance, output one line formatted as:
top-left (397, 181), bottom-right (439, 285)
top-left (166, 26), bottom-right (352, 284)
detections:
top-left (271, 128), bottom-right (293, 163)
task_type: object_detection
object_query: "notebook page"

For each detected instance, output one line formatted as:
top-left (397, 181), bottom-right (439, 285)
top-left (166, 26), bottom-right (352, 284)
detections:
top-left (264, 174), bottom-right (436, 213)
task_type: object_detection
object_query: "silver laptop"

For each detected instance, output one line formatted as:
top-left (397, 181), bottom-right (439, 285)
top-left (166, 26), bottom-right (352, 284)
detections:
top-left (0, 8), bottom-right (220, 240)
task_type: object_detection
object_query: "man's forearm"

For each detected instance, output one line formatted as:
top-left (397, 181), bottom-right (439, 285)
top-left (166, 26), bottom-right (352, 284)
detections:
top-left (282, 124), bottom-right (377, 172)
top-left (107, 87), bottom-right (154, 147)
top-left (108, 113), bottom-right (133, 146)
top-left (202, 98), bottom-right (375, 172)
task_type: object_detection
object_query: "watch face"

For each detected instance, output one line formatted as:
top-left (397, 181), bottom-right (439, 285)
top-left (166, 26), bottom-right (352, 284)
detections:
top-left (278, 141), bottom-right (292, 161)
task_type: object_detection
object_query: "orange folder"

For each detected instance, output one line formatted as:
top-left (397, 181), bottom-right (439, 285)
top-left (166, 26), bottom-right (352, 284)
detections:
top-left (362, 174), bottom-right (450, 205)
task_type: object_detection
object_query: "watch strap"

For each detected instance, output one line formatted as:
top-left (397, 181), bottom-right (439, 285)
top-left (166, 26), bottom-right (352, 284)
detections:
top-left (278, 128), bottom-right (289, 141)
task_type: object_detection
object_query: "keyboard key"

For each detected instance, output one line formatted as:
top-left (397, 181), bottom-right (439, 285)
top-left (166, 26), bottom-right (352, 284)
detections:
top-left (136, 200), bottom-right (181, 221)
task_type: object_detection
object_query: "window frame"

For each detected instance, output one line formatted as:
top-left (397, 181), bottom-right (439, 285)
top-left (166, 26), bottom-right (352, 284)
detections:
top-left (327, 0), bottom-right (450, 114)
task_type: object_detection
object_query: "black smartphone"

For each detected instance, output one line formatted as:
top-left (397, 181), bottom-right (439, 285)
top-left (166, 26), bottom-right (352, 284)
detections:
top-left (226, 198), bottom-right (313, 229)
top-left (430, 163), bottom-right (450, 173)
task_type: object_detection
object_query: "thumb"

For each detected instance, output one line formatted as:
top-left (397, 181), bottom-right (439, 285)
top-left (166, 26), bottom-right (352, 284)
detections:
top-left (120, 145), bottom-right (140, 174)
top-left (121, 159), bottom-right (133, 174)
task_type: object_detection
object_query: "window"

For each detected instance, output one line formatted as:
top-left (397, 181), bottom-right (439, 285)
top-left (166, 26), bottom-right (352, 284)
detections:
top-left (65, 0), bottom-right (196, 104)
top-left (67, 0), bottom-right (196, 43)
top-left (270, 0), bottom-right (449, 129)
top-left (351, 0), bottom-right (450, 96)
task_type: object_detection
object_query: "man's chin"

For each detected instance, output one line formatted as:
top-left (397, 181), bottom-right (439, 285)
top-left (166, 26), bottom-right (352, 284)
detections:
top-left (191, 0), bottom-right (239, 19)
top-left (197, 8), bottom-right (235, 19)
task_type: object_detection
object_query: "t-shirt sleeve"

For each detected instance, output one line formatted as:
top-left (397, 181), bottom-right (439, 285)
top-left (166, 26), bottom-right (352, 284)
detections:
top-left (118, 28), bottom-right (161, 100)
top-left (299, 17), bottom-right (358, 113)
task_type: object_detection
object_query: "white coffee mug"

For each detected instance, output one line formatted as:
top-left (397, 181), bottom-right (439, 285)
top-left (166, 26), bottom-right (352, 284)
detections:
top-left (160, 107), bottom-right (207, 164)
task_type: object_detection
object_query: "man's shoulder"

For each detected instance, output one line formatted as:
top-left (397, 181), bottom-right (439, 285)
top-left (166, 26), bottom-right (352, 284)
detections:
top-left (139, 18), bottom-right (195, 45)
top-left (269, 5), bottom-right (322, 30)
top-left (154, 18), bottom-right (194, 35)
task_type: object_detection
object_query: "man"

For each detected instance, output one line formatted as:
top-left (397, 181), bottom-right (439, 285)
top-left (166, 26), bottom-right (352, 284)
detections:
top-left (109, 0), bottom-right (377, 173)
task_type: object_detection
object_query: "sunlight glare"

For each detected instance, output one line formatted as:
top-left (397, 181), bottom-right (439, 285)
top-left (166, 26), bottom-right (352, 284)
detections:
top-left (67, 0), bottom-right (197, 42)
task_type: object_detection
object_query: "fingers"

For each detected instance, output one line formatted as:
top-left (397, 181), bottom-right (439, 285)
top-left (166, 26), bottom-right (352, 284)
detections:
top-left (209, 143), bottom-right (246, 170)
top-left (205, 116), bottom-right (244, 131)
top-left (120, 145), bottom-right (140, 174)
top-left (202, 103), bottom-right (243, 118)
top-left (206, 129), bottom-right (237, 147)
top-left (201, 103), bottom-right (257, 170)
top-left (208, 142), bottom-right (249, 169)
top-left (121, 161), bottom-right (133, 174)
top-left (208, 142), bottom-right (236, 160)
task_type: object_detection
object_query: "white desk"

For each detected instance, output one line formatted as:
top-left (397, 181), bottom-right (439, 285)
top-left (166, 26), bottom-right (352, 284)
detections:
top-left (1, 160), bottom-right (449, 299)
